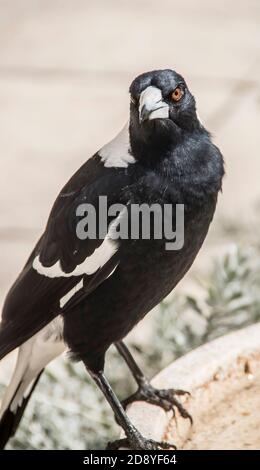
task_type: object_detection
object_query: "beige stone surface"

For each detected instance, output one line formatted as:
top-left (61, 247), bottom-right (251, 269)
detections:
top-left (125, 323), bottom-right (260, 450)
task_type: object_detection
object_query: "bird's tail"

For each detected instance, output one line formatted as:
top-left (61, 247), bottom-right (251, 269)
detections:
top-left (0, 371), bottom-right (43, 449)
top-left (0, 319), bottom-right (65, 449)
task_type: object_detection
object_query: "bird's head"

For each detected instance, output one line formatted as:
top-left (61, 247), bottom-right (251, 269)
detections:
top-left (129, 69), bottom-right (200, 157)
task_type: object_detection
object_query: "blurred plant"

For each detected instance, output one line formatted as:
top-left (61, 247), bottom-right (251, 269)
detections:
top-left (2, 244), bottom-right (260, 449)
top-left (140, 245), bottom-right (260, 375)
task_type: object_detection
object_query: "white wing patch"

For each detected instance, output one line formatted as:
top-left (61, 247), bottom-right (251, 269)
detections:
top-left (32, 208), bottom-right (127, 279)
top-left (99, 122), bottom-right (136, 168)
top-left (33, 236), bottom-right (117, 278)
top-left (59, 279), bottom-right (84, 308)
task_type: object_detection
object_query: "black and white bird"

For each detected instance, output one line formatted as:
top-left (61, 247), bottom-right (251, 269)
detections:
top-left (0, 69), bottom-right (224, 450)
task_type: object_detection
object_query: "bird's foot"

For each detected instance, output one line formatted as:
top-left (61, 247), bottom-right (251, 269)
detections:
top-left (107, 434), bottom-right (176, 450)
top-left (121, 380), bottom-right (192, 424)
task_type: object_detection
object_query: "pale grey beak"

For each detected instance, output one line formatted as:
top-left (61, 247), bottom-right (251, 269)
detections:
top-left (139, 86), bottom-right (169, 123)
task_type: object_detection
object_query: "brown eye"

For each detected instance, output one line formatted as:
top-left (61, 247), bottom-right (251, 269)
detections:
top-left (171, 87), bottom-right (184, 102)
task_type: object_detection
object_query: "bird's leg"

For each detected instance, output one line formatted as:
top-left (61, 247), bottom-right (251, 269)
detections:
top-left (88, 368), bottom-right (175, 450)
top-left (115, 341), bottom-right (193, 423)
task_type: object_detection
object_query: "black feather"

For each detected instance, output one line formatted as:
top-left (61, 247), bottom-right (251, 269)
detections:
top-left (0, 371), bottom-right (43, 449)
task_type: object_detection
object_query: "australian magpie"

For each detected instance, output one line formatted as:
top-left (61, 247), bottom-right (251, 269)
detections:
top-left (0, 69), bottom-right (224, 450)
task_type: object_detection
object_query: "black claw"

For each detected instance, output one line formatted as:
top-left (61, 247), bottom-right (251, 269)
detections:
top-left (159, 441), bottom-right (177, 450)
top-left (174, 404), bottom-right (193, 424)
top-left (121, 383), bottom-right (193, 426)
top-left (106, 436), bottom-right (176, 451)
top-left (106, 438), bottom-right (129, 450)
top-left (170, 388), bottom-right (191, 397)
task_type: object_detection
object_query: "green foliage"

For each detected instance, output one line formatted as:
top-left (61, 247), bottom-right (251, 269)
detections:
top-left (3, 244), bottom-right (260, 449)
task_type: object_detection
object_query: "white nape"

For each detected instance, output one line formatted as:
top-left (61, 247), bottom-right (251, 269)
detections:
top-left (196, 112), bottom-right (204, 126)
top-left (99, 122), bottom-right (136, 168)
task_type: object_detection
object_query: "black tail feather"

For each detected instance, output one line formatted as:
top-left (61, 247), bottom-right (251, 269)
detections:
top-left (0, 371), bottom-right (43, 449)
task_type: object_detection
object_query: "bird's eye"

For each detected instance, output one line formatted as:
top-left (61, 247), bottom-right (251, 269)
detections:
top-left (130, 96), bottom-right (137, 105)
top-left (170, 87), bottom-right (184, 102)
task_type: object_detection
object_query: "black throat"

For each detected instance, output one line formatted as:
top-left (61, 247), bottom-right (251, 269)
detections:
top-left (129, 119), bottom-right (224, 206)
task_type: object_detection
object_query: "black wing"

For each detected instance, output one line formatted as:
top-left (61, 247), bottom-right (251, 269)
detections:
top-left (0, 154), bottom-right (133, 359)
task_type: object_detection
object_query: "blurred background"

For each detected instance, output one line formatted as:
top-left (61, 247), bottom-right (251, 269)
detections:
top-left (0, 0), bottom-right (260, 449)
